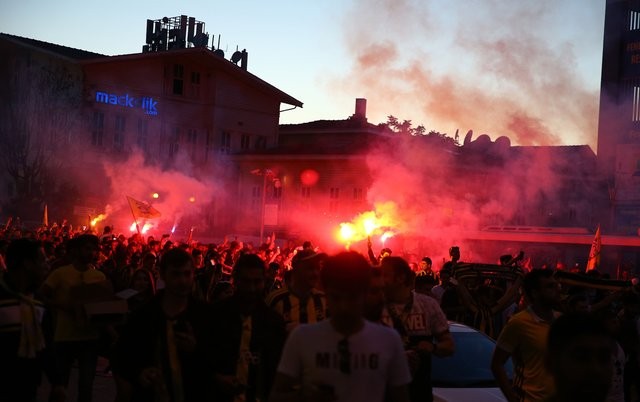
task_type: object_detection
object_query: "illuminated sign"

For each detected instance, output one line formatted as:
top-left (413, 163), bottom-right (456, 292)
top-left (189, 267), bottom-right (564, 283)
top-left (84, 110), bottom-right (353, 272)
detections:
top-left (95, 91), bottom-right (158, 116)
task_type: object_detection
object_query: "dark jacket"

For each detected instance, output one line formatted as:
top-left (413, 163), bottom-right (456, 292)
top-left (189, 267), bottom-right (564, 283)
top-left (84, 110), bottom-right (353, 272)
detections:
top-left (113, 292), bottom-right (215, 402)
top-left (211, 295), bottom-right (286, 402)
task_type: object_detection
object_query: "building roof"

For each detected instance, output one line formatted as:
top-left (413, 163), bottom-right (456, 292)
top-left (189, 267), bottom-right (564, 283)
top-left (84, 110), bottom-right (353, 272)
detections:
top-left (80, 47), bottom-right (303, 108)
top-left (0, 33), bottom-right (106, 60)
top-left (280, 118), bottom-right (387, 133)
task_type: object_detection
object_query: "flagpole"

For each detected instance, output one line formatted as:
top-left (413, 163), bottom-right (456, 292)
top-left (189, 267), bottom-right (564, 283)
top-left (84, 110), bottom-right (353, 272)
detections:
top-left (127, 197), bottom-right (142, 235)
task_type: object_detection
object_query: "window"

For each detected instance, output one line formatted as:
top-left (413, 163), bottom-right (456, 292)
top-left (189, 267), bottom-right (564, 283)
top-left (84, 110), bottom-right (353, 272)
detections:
top-left (191, 71), bottom-right (200, 84)
top-left (92, 111), bottom-right (104, 146)
top-left (187, 129), bottom-right (197, 144)
top-left (330, 187), bottom-right (340, 199)
top-left (173, 64), bottom-right (184, 95)
top-left (251, 186), bottom-right (261, 209)
top-left (220, 131), bottom-right (231, 154)
top-left (241, 134), bottom-right (251, 150)
top-left (190, 71), bottom-right (200, 98)
top-left (633, 86), bottom-right (640, 122)
top-left (187, 128), bottom-right (197, 159)
top-left (353, 188), bottom-right (363, 200)
top-left (169, 127), bottom-right (180, 157)
top-left (273, 186), bottom-right (282, 198)
top-left (114, 115), bottom-right (126, 151)
top-left (205, 129), bottom-right (212, 162)
top-left (252, 186), bottom-right (262, 198)
top-left (255, 136), bottom-right (267, 150)
top-left (631, 10), bottom-right (640, 31)
top-left (137, 119), bottom-right (148, 149)
top-left (301, 187), bottom-right (311, 198)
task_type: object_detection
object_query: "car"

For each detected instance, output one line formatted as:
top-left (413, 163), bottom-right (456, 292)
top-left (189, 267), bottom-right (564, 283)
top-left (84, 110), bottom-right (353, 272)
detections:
top-left (431, 322), bottom-right (513, 402)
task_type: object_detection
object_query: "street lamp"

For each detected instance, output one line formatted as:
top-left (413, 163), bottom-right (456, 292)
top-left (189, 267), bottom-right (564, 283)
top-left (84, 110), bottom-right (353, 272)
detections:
top-left (251, 168), bottom-right (280, 244)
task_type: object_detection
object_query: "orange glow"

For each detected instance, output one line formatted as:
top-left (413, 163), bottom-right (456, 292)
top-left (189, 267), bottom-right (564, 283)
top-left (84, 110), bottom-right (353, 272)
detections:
top-left (129, 222), bottom-right (137, 232)
top-left (152, 192), bottom-right (159, 199)
top-left (336, 202), bottom-right (400, 246)
top-left (339, 223), bottom-right (356, 242)
top-left (363, 217), bottom-right (378, 235)
top-left (90, 213), bottom-right (107, 227)
top-left (189, 196), bottom-right (196, 203)
top-left (142, 223), bottom-right (153, 234)
top-left (381, 230), bottom-right (395, 244)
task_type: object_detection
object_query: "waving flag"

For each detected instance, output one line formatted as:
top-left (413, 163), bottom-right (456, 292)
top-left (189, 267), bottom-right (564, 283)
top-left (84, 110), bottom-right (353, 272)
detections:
top-left (586, 225), bottom-right (601, 272)
top-left (126, 196), bottom-right (161, 220)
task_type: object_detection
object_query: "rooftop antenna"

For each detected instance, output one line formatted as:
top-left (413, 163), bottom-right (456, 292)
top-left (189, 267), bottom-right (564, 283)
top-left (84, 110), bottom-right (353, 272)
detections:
top-left (213, 34), bottom-right (224, 57)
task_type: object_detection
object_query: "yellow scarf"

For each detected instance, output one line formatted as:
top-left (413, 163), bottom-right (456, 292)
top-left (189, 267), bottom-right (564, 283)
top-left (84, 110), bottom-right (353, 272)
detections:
top-left (234, 315), bottom-right (253, 402)
top-left (166, 320), bottom-right (184, 402)
top-left (0, 279), bottom-right (45, 358)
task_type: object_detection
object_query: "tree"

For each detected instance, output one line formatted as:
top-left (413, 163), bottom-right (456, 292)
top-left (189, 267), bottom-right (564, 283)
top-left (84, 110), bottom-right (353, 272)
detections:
top-left (383, 115), bottom-right (458, 145)
top-left (0, 47), bottom-right (82, 219)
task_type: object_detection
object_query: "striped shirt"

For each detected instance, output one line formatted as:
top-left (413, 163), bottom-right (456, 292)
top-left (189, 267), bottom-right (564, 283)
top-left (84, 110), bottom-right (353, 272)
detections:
top-left (266, 287), bottom-right (327, 331)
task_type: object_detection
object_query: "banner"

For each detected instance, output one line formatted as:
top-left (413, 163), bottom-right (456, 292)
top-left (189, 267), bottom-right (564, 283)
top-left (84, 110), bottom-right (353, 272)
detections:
top-left (586, 225), bottom-right (601, 272)
top-left (554, 270), bottom-right (630, 292)
top-left (453, 263), bottom-right (523, 282)
top-left (126, 196), bottom-right (161, 220)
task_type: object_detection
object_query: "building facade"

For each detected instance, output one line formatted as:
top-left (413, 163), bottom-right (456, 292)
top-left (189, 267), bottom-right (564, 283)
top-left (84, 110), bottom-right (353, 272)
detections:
top-left (598, 0), bottom-right (640, 235)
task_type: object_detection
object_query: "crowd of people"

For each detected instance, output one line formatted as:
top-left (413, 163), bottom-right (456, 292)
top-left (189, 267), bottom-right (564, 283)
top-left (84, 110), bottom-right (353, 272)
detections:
top-left (0, 222), bottom-right (639, 402)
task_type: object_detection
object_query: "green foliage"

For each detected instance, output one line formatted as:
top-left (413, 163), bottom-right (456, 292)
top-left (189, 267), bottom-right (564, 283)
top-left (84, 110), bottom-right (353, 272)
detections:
top-left (382, 115), bottom-right (459, 146)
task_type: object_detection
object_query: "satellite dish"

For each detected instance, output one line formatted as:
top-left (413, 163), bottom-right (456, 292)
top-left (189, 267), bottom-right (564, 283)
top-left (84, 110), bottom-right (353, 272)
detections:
top-left (162, 16), bottom-right (169, 23)
top-left (191, 32), bottom-right (208, 47)
top-left (231, 50), bottom-right (243, 64)
top-left (214, 49), bottom-right (225, 57)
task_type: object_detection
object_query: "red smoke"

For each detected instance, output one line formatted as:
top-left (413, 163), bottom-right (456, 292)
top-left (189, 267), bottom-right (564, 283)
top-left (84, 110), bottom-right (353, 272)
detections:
top-left (335, 0), bottom-right (600, 147)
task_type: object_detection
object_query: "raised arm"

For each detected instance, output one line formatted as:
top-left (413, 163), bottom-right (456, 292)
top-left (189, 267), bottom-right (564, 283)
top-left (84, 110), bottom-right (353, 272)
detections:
top-left (492, 275), bottom-right (523, 315)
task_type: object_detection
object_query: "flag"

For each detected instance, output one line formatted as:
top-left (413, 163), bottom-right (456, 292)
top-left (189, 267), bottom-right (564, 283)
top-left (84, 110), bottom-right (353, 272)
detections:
top-left (43, 204), bottom-right (48, 227)
top-left (126, 196), bottom-right (161, 219)
top-left (586, 224), bottom-right (601, 272)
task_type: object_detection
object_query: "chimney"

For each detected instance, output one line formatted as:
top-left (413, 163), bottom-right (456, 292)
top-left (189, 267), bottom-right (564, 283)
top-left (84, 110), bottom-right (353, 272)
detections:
top-left (354, 98), bottom-right (367, 121)
top-left (241, 49), bottom-right (248, 70)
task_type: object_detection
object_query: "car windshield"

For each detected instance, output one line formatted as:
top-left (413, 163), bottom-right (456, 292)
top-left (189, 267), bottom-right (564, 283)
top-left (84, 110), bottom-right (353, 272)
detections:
top-left (431, 329), bottom-right (513, 388)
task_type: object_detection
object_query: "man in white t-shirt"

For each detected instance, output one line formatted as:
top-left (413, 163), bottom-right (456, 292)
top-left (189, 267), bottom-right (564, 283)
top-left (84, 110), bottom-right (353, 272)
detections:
top-left (269, 252), bottom-right (411, 402)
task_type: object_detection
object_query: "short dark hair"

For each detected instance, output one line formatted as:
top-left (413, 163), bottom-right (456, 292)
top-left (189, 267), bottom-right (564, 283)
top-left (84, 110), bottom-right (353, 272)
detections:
top-left (522, 269), bottom-right (555, 301)
top-left (321, 252), bottom-right (371, 293)
top-left (422, 257), bottom-right (432, 265)
top-left (159, 248), bottom-right (194, 273)
top-left (233, 254), bottom-right (265, 278)
top-left (380, 256), bottom-right (414, 286)
top-left (68, 234), bottom-right (99, 252)
top-left (547, 313), bottom-right (611, 358)
top-left (6, 239), bottom-right (41, 272)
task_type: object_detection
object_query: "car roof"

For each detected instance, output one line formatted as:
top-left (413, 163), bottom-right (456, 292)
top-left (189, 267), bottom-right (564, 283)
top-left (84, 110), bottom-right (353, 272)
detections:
top-left (448, 321), bottom-right (480, 333)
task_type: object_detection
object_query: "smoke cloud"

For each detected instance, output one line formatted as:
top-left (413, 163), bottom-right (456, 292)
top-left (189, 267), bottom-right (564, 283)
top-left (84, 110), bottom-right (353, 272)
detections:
top-left (335, 0), bottom-right (601, 147)
top-left (95, 152), bottom-right (224, 239)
